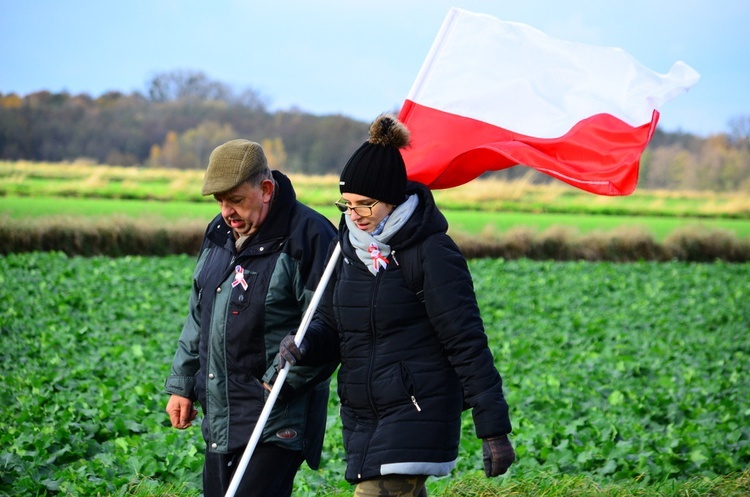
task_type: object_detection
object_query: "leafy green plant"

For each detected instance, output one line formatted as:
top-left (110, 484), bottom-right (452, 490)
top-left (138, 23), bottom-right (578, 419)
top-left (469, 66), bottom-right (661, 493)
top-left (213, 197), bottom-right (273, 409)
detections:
top-left (470, 258), bottom-right (750, 483)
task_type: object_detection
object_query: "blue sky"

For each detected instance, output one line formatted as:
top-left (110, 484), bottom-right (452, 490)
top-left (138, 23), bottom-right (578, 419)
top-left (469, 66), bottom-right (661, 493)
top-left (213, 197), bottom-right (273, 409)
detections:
top-left (2, 0), bottom-right (748, 137)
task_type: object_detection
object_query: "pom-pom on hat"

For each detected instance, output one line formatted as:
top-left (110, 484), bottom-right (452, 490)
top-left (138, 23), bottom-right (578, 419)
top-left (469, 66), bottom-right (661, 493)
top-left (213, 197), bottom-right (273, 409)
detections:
top-left (201, 139), bottom-right (268, 196)
top-left (339, 114), bottom-right (410, 206)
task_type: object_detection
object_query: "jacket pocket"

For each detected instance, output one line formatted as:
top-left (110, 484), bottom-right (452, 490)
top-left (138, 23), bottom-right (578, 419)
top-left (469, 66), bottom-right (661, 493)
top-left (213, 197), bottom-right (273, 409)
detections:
top-left (228, 268), bottom-right (257, 314)
top-left (397, 362), bottom-right (422, 412)
top-left (371, 362), bottom-right (422, 412)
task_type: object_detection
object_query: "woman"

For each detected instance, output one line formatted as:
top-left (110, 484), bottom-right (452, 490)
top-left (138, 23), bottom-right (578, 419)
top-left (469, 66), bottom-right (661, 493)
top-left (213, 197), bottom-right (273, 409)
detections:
top-left (280, 114), bottom-right (515, 496)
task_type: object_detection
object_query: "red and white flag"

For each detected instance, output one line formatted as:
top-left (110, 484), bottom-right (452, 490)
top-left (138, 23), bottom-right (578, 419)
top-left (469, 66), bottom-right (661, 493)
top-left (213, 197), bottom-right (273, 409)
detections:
top-left (398, 8), bottom-right (700, 196)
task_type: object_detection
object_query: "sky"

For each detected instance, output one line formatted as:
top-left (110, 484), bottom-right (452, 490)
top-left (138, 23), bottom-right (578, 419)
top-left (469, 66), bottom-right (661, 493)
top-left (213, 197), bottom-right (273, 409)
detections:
top-left (1, 1), bottom-right (749, 137)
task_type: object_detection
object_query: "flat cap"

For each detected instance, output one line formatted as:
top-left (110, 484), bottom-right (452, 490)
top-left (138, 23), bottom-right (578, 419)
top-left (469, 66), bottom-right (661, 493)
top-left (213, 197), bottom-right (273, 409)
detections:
top-left (201, 139), bottom-right (268, 196)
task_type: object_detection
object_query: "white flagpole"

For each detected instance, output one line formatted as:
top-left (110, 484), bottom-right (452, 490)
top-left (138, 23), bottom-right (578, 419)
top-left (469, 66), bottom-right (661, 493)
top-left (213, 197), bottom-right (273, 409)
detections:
top-left (225, 243), bottom-right (341, 497)
top-left (404, 7), bottom-right (458, 102)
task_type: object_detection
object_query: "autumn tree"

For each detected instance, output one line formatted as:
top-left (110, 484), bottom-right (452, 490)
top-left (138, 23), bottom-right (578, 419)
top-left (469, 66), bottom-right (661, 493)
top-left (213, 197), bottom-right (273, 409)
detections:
top-left (148, 122), bottom-right (238, 169)
top-left (262, 137), bottom-right (288, 171)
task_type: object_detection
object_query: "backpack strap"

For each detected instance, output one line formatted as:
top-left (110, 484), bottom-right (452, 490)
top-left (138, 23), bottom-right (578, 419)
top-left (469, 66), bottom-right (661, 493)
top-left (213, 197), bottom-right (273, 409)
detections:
top-left (392, 241), bottom-right (425, 304)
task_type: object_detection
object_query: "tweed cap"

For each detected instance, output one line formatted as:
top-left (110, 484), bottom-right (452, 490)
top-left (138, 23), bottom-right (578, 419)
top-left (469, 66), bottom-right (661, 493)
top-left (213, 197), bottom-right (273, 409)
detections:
top-left (201, 139), bottom-right (268, 196)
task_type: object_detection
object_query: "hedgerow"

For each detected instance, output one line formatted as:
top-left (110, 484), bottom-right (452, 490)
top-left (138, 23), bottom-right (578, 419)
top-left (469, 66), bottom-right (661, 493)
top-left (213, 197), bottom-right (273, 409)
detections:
top-left (2, 218), bottom-right (750, 261)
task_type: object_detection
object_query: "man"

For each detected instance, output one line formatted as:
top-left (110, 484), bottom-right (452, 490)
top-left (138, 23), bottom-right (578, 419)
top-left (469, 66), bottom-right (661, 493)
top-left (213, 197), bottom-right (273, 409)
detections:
top-left (165, 139), bottom-right (337, 497)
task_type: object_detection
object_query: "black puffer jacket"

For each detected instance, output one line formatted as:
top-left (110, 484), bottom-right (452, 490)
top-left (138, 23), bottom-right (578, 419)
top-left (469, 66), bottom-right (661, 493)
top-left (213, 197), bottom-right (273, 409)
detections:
top-left (304, 181), bottom-right (511, 483)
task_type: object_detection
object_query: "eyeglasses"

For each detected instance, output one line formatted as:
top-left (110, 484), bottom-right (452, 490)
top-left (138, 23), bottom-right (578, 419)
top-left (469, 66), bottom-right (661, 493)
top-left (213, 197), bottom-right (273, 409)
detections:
top-left (334, 198), bottom-right (380, 217)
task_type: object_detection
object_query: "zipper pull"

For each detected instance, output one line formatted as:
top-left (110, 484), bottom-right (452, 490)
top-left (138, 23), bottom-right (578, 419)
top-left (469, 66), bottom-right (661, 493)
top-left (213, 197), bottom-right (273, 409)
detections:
top-left (392, 250), bottom-right (400, 266)
top-left (411, 395), bottom-right (422, 412)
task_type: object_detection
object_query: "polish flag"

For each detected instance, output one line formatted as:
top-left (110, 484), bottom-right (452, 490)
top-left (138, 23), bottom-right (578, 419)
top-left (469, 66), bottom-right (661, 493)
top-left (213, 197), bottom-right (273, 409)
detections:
top-left (398, 8), bottom-right (700, 196)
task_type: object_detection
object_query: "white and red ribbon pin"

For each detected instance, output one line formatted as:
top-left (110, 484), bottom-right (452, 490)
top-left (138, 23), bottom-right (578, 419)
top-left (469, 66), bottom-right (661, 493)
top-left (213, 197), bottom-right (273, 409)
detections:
top-left (231, 265), bottom-right (248, 290)
top-left (368, 243), bottom-right (389, 273)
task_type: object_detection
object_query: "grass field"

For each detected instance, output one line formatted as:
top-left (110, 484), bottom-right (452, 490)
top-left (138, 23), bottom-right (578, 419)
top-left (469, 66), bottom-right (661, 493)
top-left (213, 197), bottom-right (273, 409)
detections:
top-left (4, 195), bottom-right (750, 243)
top-left (4, 160), bottom-right (750, 250)
top-left (3, 160), bottom-right (749, 217)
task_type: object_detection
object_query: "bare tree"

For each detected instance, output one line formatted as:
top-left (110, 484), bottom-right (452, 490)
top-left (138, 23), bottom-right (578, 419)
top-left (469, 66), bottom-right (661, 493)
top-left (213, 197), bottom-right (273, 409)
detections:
top-left (147, 70), bottom-right (232, 102)
top-left (728, 114), bottom-right (750, 149)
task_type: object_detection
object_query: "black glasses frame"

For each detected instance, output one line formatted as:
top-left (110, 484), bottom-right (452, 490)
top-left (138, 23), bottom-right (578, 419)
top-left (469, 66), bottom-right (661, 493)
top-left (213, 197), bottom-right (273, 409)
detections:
top-left (334, 199), bottom-right (380, 217)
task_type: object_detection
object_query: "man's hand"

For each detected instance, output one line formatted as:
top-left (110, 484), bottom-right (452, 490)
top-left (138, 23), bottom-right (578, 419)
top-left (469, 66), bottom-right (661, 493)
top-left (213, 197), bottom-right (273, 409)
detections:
top-left (279, 334), bottom-right (307, 368)
top-left (482, 434), bottom-right (516, 477)
top-left (166, 394), bottom-right (198, 429)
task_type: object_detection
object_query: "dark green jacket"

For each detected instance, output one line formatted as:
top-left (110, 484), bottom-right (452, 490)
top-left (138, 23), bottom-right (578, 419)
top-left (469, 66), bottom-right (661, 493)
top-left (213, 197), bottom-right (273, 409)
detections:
top-left (165, 171), bottom-right (337, 468)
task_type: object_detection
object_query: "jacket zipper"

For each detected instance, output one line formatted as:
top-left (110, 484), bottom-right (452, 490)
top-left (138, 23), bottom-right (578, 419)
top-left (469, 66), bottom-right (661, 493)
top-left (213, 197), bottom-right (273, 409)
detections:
top-left (358, 268), bottom-right (383, 479)
top-left (400, 362), bottom-right (422, 412)
top-left (366, 269), bottom-right (383, 415)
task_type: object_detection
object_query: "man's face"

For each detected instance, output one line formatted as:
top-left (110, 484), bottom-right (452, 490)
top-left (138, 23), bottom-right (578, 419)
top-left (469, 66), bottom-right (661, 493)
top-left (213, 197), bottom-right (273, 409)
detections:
top-left (214, 179), bottom-right (274, 237)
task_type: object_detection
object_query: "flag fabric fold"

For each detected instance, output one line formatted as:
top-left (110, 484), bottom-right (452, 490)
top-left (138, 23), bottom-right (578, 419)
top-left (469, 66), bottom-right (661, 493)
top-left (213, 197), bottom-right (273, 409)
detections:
top-left (397, 8), bottom-right (700, 195)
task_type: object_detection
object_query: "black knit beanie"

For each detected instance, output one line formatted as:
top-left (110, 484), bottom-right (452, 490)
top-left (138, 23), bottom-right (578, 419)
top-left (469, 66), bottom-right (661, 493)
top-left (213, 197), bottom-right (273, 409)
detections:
top-left (339, 114), bottom-right (410, 206)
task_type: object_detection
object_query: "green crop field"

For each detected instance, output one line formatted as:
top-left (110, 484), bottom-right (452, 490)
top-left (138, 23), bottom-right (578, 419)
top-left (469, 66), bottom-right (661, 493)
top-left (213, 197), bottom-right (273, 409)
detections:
top-left (1, 253), bottom-right (748, 496)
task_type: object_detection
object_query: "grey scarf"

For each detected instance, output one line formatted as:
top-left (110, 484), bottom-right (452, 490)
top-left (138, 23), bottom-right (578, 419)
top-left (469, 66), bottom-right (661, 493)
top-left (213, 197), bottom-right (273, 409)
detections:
top-left (346, 194), bottom-right (419, 275)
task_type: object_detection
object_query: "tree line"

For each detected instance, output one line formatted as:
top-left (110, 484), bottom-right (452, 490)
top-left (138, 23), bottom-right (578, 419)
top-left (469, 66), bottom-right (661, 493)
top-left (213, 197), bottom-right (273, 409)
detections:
top-left (0, 71), bottom-right (369, 174)
top-left (1, 70), bottom-right (748, 191)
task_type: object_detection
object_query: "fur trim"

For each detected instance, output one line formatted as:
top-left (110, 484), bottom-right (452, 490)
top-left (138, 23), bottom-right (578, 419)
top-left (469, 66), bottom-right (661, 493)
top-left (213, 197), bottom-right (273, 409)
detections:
top-left (368, 114), bottom-right (410, 149)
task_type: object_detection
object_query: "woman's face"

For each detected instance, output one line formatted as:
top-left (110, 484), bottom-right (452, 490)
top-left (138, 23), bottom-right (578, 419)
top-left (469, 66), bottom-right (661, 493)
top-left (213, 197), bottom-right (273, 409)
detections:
top-left (339, 193), bottom-right (394, 233)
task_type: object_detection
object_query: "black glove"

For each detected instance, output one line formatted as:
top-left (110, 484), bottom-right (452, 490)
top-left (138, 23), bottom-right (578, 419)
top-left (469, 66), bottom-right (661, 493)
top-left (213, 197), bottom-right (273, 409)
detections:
top-left (482, 434), bottom-right (515, 477)
top-left (279, 334), bottom-right (308, 368)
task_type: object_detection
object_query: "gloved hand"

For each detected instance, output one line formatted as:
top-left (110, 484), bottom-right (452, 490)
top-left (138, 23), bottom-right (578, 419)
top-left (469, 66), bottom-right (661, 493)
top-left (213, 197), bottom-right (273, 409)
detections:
top-left (279, 334), bottom-right (308, 368)
top-left (482, 434), bottom-right (515, 477)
